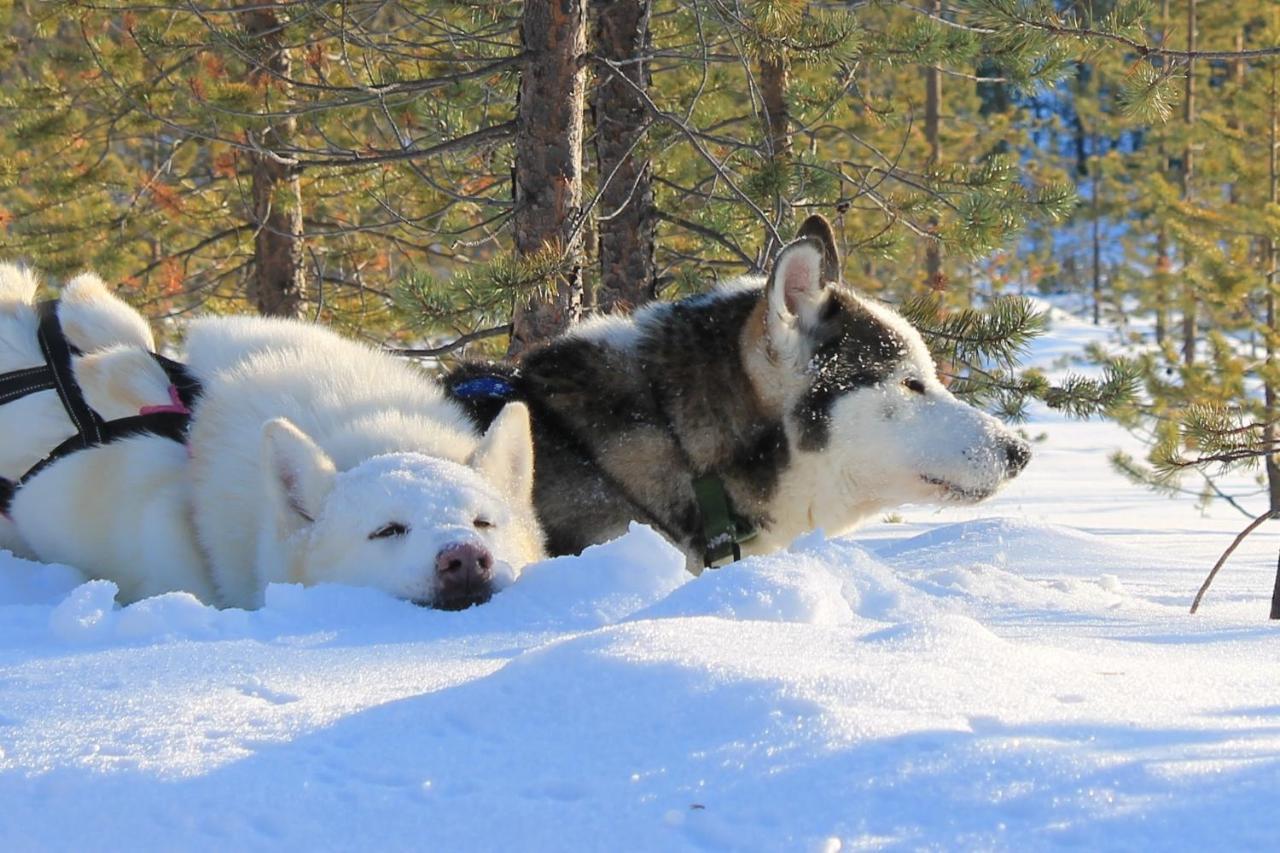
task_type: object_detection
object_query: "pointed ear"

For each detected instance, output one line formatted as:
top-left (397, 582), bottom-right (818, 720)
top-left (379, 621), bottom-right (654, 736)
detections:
top-left (260, 418), bottom-right (337, 537)
top-left (468, 402), bottom-right (535, 504)
top-left (768, 237), bottom-right (829, 331)
top-left (795, 214), bottom-right (841, 284)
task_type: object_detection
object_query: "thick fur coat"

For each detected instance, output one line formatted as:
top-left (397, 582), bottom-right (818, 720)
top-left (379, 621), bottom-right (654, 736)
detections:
top-left (447, 216), bottom-right (1030, 568)
top-left (2, 283), bottom-right (544, 608)
top-left (0, 266), bottom-right (156, 558)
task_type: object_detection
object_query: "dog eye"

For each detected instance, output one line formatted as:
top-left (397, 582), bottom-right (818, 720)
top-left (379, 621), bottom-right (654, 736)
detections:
top-left (473, 518), bottom-right (495, 530)
top-left (902, 378), bottom-right (927, 395)
top-left (369, 522), bottom-right (409, 540)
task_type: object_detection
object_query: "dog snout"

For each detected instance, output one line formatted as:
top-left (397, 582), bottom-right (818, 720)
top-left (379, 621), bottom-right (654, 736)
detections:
top-left (433, 542), bottom-right (495, 610)
top-left (1001, 437), bottom-right (1031, 477)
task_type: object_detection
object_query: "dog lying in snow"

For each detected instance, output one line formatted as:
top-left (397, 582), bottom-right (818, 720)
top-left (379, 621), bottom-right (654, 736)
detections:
top-left (1, 274), bottom-right (545, 609)
top-left (447, 215), bottom-right (1031, 569)
top-left (0, 266), bottom-right (159, 559)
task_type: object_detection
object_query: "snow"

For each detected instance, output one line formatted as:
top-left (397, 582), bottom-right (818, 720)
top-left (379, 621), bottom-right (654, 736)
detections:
top-left (3, 307), bottom-right (1279, 851)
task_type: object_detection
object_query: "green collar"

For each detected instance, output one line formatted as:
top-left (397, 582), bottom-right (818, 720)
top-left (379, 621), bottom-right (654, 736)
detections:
top-left (693, 474), bottom-right (757, 568)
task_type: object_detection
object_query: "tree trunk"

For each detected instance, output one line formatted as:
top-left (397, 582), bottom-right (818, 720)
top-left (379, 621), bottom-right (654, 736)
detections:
top-left (1271, 551), bottom-right (1280, 620)
top-left (759, 49), bottom-right (791, 259)
top-left (509, 0), bottom-right (587, 357)
top-left (1265, 57), bottom-right (1280, 619)
top-left (1152, 0), bottom-right (1170, 348)
top-left (1228, 28), bottom-right (1246, 205)
top-left (242, 5), bottom-right (305, 317)
top-left (1091, 132), bottom-right (1102, 326)
top-left (923, 0), bottom-right (943, 290)
top-left (1180, 0), bottom-right (1197, 365)
top-left (593, 0), bottom-right (656, 314)
top-left (1155, 228), bottom-right (1168, 345)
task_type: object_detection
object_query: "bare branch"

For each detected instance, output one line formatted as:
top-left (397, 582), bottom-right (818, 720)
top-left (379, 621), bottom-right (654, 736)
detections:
top-left (1190, 511), bottom-right (1275, 614)
top-left (390, 324), bottom-right (512, 358)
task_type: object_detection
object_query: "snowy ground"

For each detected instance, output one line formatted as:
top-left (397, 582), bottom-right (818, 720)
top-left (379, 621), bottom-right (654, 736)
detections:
top-left (2, 307), bottom-right (1278, 851)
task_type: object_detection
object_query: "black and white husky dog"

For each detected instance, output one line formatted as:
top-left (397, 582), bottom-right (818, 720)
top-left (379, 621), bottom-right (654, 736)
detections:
top-left (446, 215), bottom-right (1030, 570)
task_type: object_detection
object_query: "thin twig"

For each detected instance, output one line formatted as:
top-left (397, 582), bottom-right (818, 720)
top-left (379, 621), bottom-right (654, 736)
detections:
top-left (389, 324), bottom-right (512, 358)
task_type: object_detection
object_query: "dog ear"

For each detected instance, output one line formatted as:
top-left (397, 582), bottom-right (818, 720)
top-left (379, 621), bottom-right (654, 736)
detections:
top-left (261, 418), bottom-right (337, 537)
top-left (768, 235), bottom-right (829, 331)
top-left (795, 214), bottom-right (841, 284)
top-left (468, 401), bottom-right (535, 504)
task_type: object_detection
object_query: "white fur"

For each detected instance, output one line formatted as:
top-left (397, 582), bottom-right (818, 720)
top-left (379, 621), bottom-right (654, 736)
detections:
top-left (565, 313), bottom-right (642, 351)
top-left (0, 265), bottom-right (155, 558)
top-left (185, 326), bottom-right (542, 608)
top-left (11, 436), bottom-right (215, 602)
top-left (3, 276), bottom-right (544, 607)
top-left (751, 271), bottom-right (1026, 553)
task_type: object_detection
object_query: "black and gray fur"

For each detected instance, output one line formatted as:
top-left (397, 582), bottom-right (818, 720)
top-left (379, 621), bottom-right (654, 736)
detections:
top-left (445, 215), bottom-right (1028, 566)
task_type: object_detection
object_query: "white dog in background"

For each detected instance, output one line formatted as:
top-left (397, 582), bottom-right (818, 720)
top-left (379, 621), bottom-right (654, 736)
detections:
top-left (1, 266), bottom-right (545, 610)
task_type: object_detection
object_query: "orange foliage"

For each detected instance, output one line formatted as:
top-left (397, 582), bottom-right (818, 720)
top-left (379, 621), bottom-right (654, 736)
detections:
top-left (199, 52), bottom-right (226, 79)
top-left (212, 150), bottom-right (238, 179)
top-left (307, 44), bottom-right (326, 73)
top-left (148, 182), bottom-right (185, 216)
top-left (458, 175), bottom-right (497, 195)
top-left (161, 258), bottom-right (184, 295)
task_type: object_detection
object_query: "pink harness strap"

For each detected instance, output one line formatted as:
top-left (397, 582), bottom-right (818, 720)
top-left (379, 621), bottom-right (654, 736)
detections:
top-left (139, 385), bottom-right (192, 417)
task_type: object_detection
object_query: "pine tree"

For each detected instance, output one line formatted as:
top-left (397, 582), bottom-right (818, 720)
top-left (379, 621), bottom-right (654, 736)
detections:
top-left (0, 0), bottom-right (1157, 422)
top-left (2, 2), bottom-right (524, 337)
top-left (1108, 7), bottom-right (1280, 618)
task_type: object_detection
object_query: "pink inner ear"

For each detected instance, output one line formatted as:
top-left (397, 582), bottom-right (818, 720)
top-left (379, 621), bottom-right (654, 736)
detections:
top-left (784, 254), bottom-right (819, 315)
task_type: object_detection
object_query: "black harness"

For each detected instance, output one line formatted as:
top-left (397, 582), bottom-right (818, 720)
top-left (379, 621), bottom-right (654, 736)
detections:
top-left (449, 372), bottom-right (757, 567)
top-left (0, 300), bottom-right (201, 517)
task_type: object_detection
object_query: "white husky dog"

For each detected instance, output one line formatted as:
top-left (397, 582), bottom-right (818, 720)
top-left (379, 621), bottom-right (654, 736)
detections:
top-left (2, 276), bottom-right (544, 609)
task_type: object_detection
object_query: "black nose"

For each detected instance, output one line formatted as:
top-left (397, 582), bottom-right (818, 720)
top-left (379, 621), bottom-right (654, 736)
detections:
top-left (1002, 438), bottom-right (1031, 477)
top-left (433, 542), bottom-right (495, 610)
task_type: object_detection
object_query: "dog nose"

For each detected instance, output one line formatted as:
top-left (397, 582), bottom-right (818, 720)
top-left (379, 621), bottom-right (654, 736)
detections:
top-left (1002, 438), bottom-right (1031, 477)
top-left (433, 542), bottom-right (495, 610)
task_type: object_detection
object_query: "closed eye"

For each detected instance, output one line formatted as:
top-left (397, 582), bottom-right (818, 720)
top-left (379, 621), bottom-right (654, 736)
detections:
top-left (369, 522), bottom-right (409, 540)
top-left (473, 518), bottom-right (495, 530)
top-left (902, 378), bottom-right (927, 395)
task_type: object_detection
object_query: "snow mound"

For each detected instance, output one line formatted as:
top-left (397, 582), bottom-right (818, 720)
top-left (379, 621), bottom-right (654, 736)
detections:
top-left (13, 524), bottom-right (693, 649)
top-left (487, 522), bottom-right (690, 629)
top-left (49, 581), bottom-right (244, 644)
top-left (870, 518), bottom-right (1158, 614)
top-left (634, 551), bottom-right (855, 625)
top-left (879, 516), bottom-right (1170, 577)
